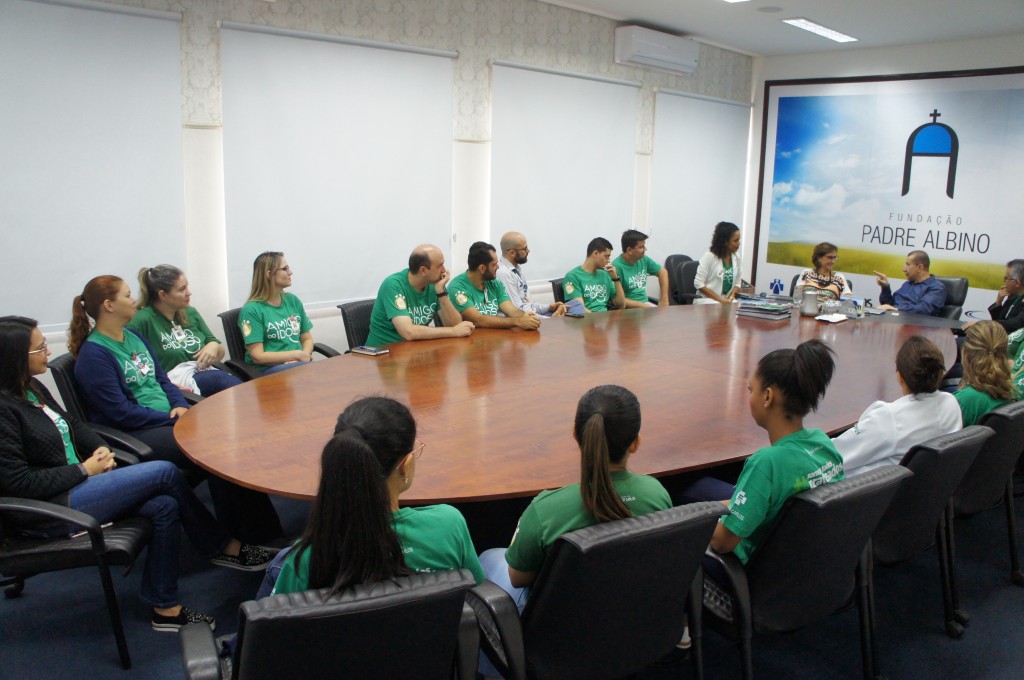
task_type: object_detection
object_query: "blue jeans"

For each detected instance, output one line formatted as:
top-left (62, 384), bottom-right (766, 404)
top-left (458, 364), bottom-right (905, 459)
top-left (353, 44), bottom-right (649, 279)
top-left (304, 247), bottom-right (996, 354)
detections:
top-left (66, 461), bottom-right (229, 608)
top-left (255, 547), bottom-right (294, 599)
top-left (478, 548), bottom-right (530, 678)
top-left (194, 368), bottom-right (243, 395)
top-left (673, 476), bottom-right (736, 506)
top-left (260, 362), bottom-right (306, 376)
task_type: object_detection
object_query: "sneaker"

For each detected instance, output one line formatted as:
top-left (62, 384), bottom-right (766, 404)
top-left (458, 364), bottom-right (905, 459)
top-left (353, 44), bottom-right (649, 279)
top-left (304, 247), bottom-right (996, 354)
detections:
top-left (676, 624), bottom-right (691, 650)
top-left (152, 606), bottom-right (215, 632)
top-left (211, 544), bottom-right (274, 572)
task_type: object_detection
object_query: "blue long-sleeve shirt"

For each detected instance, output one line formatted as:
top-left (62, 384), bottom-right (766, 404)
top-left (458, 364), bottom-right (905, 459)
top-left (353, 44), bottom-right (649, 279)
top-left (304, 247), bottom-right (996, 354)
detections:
top-left (74, 329), bottom-right (188, 431)
top-left (879, 275), bottom-right (947, 316)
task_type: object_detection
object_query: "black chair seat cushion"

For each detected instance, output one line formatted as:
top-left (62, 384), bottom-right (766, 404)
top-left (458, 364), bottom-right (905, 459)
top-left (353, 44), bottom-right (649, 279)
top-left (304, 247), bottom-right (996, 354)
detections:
top-left (0, 517), bottom-right (152, 576)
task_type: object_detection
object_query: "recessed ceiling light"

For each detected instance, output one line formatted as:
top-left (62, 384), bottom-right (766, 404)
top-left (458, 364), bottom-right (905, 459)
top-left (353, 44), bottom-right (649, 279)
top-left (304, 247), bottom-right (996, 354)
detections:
top-left (721, 0), bottom-right (751, 4)
top-left (782, 17), bottom-right (858, 43)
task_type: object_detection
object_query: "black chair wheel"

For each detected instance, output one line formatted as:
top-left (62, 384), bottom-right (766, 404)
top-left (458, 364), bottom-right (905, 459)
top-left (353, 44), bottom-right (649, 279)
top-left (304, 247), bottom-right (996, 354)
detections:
top-left (1012, 570), bottom-right (1024, 587)
top-left (4, 580), bottom-right (25, 598)
top-left (953, 609), bottom-right (971, 626)
top-left (945, 621), bottom-right (965, 639)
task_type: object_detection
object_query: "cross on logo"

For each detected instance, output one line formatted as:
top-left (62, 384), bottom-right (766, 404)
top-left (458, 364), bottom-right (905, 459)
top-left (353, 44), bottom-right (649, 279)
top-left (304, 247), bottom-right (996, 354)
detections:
top-left (734, 491), bottom-right (747, 506)
top-left (769, 278), bottom-right (784, 294)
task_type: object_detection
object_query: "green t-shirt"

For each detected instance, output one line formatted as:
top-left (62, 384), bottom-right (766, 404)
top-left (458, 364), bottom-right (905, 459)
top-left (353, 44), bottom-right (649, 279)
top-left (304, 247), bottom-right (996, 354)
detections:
top-left (27, 391), bottom-right (77, 465)
top-left (366, 269), bottom-right (439, 347)
top-left (128, 305), bottom-right (220, 372)
top-left (448, 272), bottom-right (509, 317)
top-left (722, 428), bottom-right (844, 564)
top-left (722, 260), bottom-right (735, 295)
top-left (239, 293), bottom-right (313, 369)
top-left (563, 266), bottom-right (615, 312)
top-left (612, 255), bottom-right (662, 303)
top-left (505, 470), bottom-right (672, 574)
top-left (954, 386), bottom-right (1012, 427)
top-left (1009, 328), bottom-right (1024, 396)
top-left (86, 330), bottom-right (171, 412)
top-left (272, 504), bottom-right (484, 594)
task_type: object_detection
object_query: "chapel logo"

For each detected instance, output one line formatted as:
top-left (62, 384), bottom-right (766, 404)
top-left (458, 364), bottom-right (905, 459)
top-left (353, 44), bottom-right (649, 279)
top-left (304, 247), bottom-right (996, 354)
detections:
top-left (902, 109), bottom-right (959, 199)
top-left (241, 320), bottom-right (252, 337)
top-left (454, 290), bottom-right (469, 307)
top-left (565, 282), bottom-right (575, 295)
top-left (394, 294), bottom-right (408, 311)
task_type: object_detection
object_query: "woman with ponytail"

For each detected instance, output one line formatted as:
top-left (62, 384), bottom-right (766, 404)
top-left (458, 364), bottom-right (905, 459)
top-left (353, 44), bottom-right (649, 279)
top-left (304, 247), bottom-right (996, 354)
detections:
top-left (258, 396), bottom-right (483, 598)
top-left (478, 385), bottom-right (671, 607)
top-left (833, 336), bottom-right (961, 476)
top-left (129, 265), bottom-right (241, 396)
top-left (954, 321), bottom-right (1018, 426)
top-left (709, 340), bottom-right (843, 562)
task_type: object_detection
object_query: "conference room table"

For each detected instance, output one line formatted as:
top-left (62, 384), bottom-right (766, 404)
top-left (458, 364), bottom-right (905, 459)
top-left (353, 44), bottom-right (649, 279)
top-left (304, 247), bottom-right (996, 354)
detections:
top-left (175, 304), bottom-right (959, 513)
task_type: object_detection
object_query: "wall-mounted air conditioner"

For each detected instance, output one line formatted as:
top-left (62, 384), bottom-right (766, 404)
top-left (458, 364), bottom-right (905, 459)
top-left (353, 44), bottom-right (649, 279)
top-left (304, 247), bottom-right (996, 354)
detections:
top-left (614, 25), bottom-right (700, 76)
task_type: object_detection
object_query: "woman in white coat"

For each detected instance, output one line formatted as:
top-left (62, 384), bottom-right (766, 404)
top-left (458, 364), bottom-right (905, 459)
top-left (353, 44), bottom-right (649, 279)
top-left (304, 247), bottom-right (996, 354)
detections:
top-left (694, 221), bottom-right (741, 304)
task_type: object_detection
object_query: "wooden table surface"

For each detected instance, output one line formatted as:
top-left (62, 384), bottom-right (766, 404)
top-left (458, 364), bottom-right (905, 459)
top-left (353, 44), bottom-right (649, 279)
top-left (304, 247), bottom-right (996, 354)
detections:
top-left (174, 305), bottom-right (958, 504)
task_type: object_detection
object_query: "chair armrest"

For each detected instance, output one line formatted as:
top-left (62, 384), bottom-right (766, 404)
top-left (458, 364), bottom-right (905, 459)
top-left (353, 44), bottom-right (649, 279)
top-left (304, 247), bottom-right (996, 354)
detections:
top-left (222, 359), bottom-right (260, 382)
top-left (180, 622), bottom-right (222, 680)
top-left (457, 602), bottom-right (480, 680)
top-left (313, 342), bottom-right (341, 358)
top-left (89, 425), bottom-right (155, 460)
top-left (676, 293), bottom-right (701, 303)
top-left (0, 496), bottom-right (111, 555)
top-left (182, 392), bottom-right (205, 405)
top-left (465, 580), bottom-right (526, 680)
top-left (110, 449), bottom-right (140, 467)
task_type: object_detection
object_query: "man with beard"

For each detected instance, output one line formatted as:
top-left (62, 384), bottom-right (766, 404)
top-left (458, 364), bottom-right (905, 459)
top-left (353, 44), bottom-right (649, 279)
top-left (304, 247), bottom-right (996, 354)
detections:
top-left (496, 231), bottom-right (567, 317)
top-left (448, 241), bottom-right (542, 330)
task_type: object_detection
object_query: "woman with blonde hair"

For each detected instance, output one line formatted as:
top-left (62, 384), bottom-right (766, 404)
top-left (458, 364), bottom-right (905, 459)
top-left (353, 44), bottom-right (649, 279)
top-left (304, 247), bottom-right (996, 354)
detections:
top-left (955, 320), bottom-right (1018, 426)
top-left (239, 252), bottom-right (315, 375)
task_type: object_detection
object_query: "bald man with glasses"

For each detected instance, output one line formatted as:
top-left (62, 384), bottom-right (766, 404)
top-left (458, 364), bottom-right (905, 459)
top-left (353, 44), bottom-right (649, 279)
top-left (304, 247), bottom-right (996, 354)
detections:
top-left (496, 231), bottom-right (567, 317)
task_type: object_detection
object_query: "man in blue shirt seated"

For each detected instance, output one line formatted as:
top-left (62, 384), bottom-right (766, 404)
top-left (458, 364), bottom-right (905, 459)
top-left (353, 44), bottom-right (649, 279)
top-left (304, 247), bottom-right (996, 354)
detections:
top-left (873, 250), bottom-right (947, 316)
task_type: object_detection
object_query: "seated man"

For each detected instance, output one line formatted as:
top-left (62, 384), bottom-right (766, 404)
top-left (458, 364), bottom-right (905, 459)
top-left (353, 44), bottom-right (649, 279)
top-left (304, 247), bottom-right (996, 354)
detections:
top-left (496, 231), bottom-right (566, 317)
top-left (448, 241), bottom-right (541, 330)
top-left (612, 229), bottom-right (669, 308)
top-left (365, 244), bottom-right (475, 346)
top-left (563, 237), bottom-right (625, 313)
top-left (873, 250), bottom-right (947, 316)
top-left (965, 259), bottom-right (1024, 333)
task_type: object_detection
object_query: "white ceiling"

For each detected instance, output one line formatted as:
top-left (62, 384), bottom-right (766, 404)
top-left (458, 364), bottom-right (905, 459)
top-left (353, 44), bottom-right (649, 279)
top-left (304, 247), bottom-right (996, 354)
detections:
top-left (542, 0), bottom-right (1024, 56)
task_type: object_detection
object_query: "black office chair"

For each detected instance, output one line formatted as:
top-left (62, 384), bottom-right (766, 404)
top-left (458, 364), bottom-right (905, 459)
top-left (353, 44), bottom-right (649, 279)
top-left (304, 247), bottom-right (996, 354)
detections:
top-left (935, 276), bottom-right (968, 320)
top-left (951, 401), bottom-right (1024, 587)
top-left (467, 503), bottom-right (728, 680)
top-left (336, 299), bottom-right (375, 350)
top-left (670, 260), bottom-right (701, 304)
top-left (664, 254), bottom-right (692, 273)
top-left (217, 308), bottom-right (341, 381)
top-left (180, 570), bottom-right (479, 680)
top-left (48, 353), bottom-right (155, 460)
top-left (871, 426), bottom-right (994, 638)
top-left (702, 465), bottom-right (912, 680)
top-left (0, 497), bottom-right (153, 669)
top-left (549, 278), bottom-right (565, 304)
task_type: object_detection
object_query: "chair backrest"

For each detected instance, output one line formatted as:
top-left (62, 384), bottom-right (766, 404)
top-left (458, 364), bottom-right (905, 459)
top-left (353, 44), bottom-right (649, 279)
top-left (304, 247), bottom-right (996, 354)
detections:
top-left (234, 570), bottom-right (476, 680)
top-left (549, 278), bottom-right (565, 304)
top-left (744, 465), bottom-right (912, 633)
top-left (47, 352), bottom-right (89, 422)
top-left (217, 308), bottom-right (248, 363)
top-left (520, 503), bottom-right (728, 680)
top-left (953, 400), bottom-right (1024, 516)
top-left (669, 260), bottom-right (700, 305)
top-left (873, 425), bottom-right (994, 564)
top-left (663, 254), bottom-right (692, 273)
top-left (935, 276), bottom-right (967, 320)
top-left (337, 299), bottom-right (376, 350)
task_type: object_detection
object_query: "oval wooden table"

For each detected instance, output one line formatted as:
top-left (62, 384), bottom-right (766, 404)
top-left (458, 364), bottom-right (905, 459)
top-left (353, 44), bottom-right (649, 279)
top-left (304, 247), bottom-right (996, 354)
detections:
top-left (175, 304), bottom-right (958, 506)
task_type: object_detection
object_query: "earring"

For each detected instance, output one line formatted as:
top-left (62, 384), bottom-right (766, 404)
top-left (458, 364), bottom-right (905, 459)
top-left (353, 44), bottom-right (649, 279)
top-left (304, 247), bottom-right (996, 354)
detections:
top-left (402, 476), bottom-right (409, 486)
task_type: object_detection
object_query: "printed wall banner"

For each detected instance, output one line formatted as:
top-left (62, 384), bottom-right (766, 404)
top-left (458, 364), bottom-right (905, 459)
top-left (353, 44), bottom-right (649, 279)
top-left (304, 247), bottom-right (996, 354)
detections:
top-left (754, 68), bottom-right (1024, 317)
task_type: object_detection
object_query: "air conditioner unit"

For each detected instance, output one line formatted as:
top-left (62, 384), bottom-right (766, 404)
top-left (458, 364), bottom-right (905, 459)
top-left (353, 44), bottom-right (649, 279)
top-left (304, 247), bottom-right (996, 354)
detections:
top-left (614, 25), bottom-right (700, 75)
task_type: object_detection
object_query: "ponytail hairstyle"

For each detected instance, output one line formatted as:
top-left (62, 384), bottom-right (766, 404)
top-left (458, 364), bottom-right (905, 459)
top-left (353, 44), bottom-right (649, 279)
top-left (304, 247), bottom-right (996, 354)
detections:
top-left (959, 321), bottom-right (1015, 401)
top-left (137, 265), bottom-right (188, 326)
top-left (574, 385), bottom-right (641, 523)
top-left (248, 251), bottom-right (284, 303)
top-left (67, 276), bottom-right (123, 357)
top-left (755, 339), bottom-right (836, 419)
top-left (896, 336), bottom-right (946, 395)
top-left (295, 396), bottom-right (416, 597)
top-left (0, 316), bottom-right (42, 400)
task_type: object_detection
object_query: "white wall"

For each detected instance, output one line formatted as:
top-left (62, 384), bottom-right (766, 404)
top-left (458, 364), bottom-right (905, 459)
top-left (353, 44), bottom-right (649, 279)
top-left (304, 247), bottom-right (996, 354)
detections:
top-left (743, 33), bottom-right (1024, 286)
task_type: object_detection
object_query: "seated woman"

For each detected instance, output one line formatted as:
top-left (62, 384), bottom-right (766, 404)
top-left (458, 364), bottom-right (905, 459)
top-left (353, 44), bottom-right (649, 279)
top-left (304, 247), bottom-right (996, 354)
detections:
top-left (694, 221), bottom-right (742, 305)
top-left (69, 275), bottom-right (283, 546)
top-left (240, 252), bottom-right (315, 375)
top-left (709, 340), bottom-right (843, 563)
top-left (0, 316), bottom-right (271, 630)
top-left (793, 241), bottom-right (851, 303)
top-left (479, 385), bottom-right (671, 607)
top-left (129, 265), bottom-right (242, 396)
top-left (1010, 328), bottom-right (1024, 396)
top-left (954, 320), bottom-right (1019, 427)
top-left (258, 396), bottom-right (484, 598)
top-left (833, 336), bottom-right (961, 476)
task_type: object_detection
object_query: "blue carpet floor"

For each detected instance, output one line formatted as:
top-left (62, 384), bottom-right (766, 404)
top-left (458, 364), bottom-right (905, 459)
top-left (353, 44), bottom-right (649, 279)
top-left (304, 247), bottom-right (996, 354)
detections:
top-left (3, 489), bottom-right (1024, 679)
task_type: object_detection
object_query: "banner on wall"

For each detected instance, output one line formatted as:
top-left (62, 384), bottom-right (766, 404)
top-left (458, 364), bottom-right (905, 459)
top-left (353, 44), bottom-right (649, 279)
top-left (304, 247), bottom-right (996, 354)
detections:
top-left (754, 68), bottom-right (1024, 316)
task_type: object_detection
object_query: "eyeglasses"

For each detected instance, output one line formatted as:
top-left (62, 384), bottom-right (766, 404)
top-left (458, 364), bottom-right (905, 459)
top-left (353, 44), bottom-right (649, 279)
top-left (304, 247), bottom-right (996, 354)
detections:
top-left (514, 247), bottom-right (530, 253)
top-left (276, 266), bottom-right (292, 273)
top-left (411, 439), bottom-right (426, 459)
top-left (28, 341), bottom-right (48, 355)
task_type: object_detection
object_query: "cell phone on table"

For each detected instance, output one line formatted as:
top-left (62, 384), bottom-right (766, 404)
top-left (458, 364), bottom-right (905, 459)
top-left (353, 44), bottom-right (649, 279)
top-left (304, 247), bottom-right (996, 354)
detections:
top-left (564, 299), bottom-right (586, 317)
top-left (352, 345), bottom-right (390, 356)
